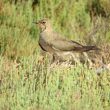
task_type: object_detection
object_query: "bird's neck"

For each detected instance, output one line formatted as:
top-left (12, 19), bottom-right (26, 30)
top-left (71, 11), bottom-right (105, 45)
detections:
top-left (42, 27), bottom-right (53, 34)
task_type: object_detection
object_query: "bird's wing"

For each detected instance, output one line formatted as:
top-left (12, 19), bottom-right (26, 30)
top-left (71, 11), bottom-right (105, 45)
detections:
top-left (51, 33), bottom-right (83, 51)
top-left (39, 36), bottom-right (55, 53)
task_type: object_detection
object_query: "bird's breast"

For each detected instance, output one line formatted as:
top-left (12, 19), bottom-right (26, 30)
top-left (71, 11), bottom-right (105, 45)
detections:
top-left (40, 32), bottom-right (54, 45)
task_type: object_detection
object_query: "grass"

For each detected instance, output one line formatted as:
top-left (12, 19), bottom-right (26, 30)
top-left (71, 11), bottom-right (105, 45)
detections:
top-left (0, 56), bottom-right (110, 110)
top-left (0, 54), bottom-right (110, 110)
top-left (0, 0), bottom-right (110, 110)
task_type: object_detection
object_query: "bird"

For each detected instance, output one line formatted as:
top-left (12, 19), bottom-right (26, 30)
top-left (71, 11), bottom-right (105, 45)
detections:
top-left (34, 18), bottom-right (99, 63)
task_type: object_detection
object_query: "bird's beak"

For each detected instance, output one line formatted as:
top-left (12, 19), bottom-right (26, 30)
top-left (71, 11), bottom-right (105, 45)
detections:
top-left (33, 21), bottom-right (39, 24)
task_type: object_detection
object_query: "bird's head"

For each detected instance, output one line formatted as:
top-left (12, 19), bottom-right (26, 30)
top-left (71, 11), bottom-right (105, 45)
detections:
top-left (33, 18), bottom-right (52, 32)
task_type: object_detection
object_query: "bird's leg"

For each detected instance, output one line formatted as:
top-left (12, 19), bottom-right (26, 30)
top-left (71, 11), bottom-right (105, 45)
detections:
top-left (50, 53), bottom-right (60, 64)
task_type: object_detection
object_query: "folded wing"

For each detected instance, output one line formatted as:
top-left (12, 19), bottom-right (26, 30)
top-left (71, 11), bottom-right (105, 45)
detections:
top-left (51, 33), bottom-right (99, 52)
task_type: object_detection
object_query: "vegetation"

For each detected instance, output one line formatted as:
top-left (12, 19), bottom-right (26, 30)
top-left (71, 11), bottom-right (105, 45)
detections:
top-left (0, 0), bottom-right (110, 110)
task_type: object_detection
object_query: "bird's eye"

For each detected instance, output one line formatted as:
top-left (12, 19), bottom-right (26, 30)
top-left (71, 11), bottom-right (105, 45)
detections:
top-left (42, 21), bottom-right (46, 24)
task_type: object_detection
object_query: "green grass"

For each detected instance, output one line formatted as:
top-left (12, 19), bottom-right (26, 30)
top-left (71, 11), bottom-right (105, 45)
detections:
top-left (0, 0), bottom-right (110, 110)
top-left (0, 56), bottom-right (110, 110)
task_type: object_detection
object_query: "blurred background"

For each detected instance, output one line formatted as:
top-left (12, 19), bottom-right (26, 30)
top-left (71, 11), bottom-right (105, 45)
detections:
top-left (0, 0), bottom-right (110, 60)
top-left (1, 1), bottom-right (110, 110)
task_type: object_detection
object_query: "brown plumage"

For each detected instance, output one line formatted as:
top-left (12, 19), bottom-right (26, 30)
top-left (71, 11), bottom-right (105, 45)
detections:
top-left (34, 18), bottom-right (99, 61)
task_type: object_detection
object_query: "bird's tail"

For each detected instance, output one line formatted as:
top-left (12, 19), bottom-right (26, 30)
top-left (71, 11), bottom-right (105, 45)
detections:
top-left (73, 46), bottom-right (100, 52)
top-left (83, 46), bottom-right (100, 51)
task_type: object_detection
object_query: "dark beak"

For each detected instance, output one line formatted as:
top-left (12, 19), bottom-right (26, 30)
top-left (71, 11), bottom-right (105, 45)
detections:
top-left (33, 21), bottom-right (39, 24)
